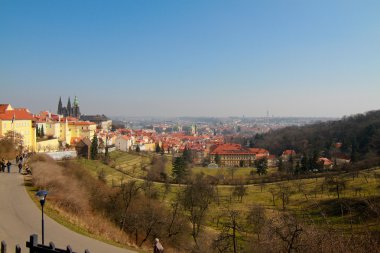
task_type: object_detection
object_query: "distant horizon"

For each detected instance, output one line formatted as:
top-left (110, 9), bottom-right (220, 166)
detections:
top-left (1, 1), bottom-right (379, 117)
top-left (0, 99), bottom-right (376, 119)
top-left (107, 115), bottom-right (340, 120)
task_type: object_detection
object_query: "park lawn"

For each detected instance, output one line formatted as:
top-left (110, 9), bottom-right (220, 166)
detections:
top-left (74, 157), bottom-right (136, 185)
top-left (74, 153), bottom-right (380, 233)
top-left (190, 166), bottom-right (278, 181)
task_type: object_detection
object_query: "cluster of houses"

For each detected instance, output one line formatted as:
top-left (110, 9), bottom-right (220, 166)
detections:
top-left (0, 103), bottom-right (351, 168)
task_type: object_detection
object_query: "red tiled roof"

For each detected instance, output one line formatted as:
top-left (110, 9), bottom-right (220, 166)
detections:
top-left (319, 157), bottom-right (333, 166)
top-left (0, 104), bottom-right (11, 114)
top-left (255, 153), bottom-right (269, 159)
top-left (0, 107), bottom-right (34, 120)
top-left (210, 144), bottom-right (254, 155)
top-left (70, 137), bottom-right (83, 144)
top-left (60, 117), bottom-right (78, 122)
top-left (69, 121), bottom-right (96, 126)
top-left (118, 135), bottom-right (131, 141)
top-left (249, 148), bottom-right (269, 154)
top-left (282, 150), bottom-right (296, 156)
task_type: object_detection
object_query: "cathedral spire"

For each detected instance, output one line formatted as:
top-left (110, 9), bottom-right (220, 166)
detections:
top-left (57, 96), bottom-right (63, 115)
top-left (73, 96), bottom-right (81, 118)
top-left (67, 97), bottom-right (72, 116)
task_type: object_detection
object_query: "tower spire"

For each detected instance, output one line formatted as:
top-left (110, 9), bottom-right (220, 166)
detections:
top-left (57, 96), bottom-right (63, 115)
top-left (67, 97), bottom-right (72, 117)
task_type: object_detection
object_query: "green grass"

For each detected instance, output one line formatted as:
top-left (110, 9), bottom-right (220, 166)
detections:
top-left (73, 151), bottom-right (380, 233)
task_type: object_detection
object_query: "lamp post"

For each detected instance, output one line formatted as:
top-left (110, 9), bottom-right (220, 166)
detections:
top-left (36, 190), bottom-right (48, 245)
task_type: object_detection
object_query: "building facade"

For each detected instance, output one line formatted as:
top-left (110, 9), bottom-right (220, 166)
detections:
top-left (210, 144), bottom-right (256, 167)
top-left (0, 104), bottom-right (36, 151)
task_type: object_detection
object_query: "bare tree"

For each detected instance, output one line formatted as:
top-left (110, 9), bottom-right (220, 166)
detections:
top-left (213, 209), bottom-right (242, 253)
top-left (268, 187), bottom-right (277, 206)
top-left (120, 180), bottom-right (142, 231)
top-left (246, 204), bottom-right (266, 241)
top-left (232, 183), bottom-right (247, 202)
top-left (277, 183), bottom-right (293, 210)
top-left (181, 174), bottom-right (215, 247)
top-left (325, 176), bottom-right (346, 199)
top-left (267, 214), bottom-right (304, 253)
top-left (165, 201), bottom-right (187, 239)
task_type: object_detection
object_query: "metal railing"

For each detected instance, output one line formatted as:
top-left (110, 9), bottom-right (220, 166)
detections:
top-left (1, 235), bottom-right (90, 253)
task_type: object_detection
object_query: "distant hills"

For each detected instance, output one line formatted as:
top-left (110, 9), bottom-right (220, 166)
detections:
top-left (253, 110), bottom-right (380, 164)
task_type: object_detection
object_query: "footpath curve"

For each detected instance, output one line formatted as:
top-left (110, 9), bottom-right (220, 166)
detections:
top-left (0, 170), bottom-right (137, 253)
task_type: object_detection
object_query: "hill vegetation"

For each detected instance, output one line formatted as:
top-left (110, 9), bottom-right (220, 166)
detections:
top-left (28, 153), bottom-right (380, 253)
top-left (24, 110), bottom-right (380, 253)
top-left (252, 110), bottom-right (380, 168)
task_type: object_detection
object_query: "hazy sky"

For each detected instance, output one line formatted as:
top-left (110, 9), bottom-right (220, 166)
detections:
top-left (0, 0), bottom-right (379, 118)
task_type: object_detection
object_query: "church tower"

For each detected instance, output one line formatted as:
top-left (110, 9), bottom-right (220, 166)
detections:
top-left (72, 96), bottom-right (81, 118)
top-left (67, 97), bottom-right (72, 117)
top-left (57, 96), bottom-right (63, 115)
top-left (57, 96), bottom-right (81, 118)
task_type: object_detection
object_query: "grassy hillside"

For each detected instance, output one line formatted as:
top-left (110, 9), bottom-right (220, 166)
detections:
top-left (28, 151), bottom-right (380, 252)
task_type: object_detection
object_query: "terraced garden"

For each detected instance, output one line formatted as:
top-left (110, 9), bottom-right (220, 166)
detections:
top-left (72, 151), bottom-right (380, 233)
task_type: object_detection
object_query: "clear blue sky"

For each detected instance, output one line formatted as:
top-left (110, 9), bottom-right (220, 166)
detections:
top-left (0, 0), bottom-right (379, 117)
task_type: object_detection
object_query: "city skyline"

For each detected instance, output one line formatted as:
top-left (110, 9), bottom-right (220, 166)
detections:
top-left (0, 1), bottom-right (379, 117)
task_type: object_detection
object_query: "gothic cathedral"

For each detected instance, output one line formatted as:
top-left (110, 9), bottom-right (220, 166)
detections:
top-left (57, 96), bottom-right (81, 118)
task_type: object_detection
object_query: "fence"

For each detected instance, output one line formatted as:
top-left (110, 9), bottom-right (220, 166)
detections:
top-left (45, 151), bottom-right (77, 160)
top-left (1, 235), bottom-right (90, 253)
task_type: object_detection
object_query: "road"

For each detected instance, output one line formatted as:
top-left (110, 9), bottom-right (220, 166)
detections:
top-left (0, 169), bottom-right (137, 253)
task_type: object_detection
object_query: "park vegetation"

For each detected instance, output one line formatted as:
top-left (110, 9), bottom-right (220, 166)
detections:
top-left (0, 131), bottom-right (23, 159)
top-left (26, 111), bottom-right (380, 252)
top-left (251, 110), bottom-right (380, 166)
top-left (28, 151), bottom-right (380, 253)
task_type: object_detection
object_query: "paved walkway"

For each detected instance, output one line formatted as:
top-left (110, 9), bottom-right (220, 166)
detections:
top-left (0, 168), bottom-right (137, 253)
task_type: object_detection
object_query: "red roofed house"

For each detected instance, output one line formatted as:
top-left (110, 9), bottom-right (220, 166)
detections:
top-left (318, 157), bottom-right (333, 169)
top-left (281, 150), bottom-right (296, 161)
top-left (249, 148), bottom-right (270, 160)
top-left (210, 144), bottom-right (256, 167)
top-left (0, 104), bottom-right (36, 151)
top-left (115, 135), bottom-right (134, 151)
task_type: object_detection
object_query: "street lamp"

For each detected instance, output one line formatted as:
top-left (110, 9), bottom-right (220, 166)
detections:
top-left (36, 190), bottom-right (48, 245)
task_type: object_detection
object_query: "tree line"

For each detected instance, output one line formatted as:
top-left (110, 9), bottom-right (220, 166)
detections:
top-left (249, 110), bottom-right (380, 165)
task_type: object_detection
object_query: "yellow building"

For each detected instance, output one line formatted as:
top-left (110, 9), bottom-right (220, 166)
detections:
top-left (34, 112), bottom-right (96, 148)
top-left (68, 121), bottom-right (96, 141)
top-left (0, 104), bottom-right (36, 151)
top-left (44, 118), bottom-right (96, 146)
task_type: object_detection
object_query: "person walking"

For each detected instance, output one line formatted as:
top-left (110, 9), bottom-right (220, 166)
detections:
top-left (16, 155), bottom-right (19, 164)
top-left (6, 160), bottom-right (11, 173)
top-left (18, 162), bottom-right (23, 173)
top-left (153, 238), bottom-right (164, 253)
top-left (0, 159), bottom-right (4, 172)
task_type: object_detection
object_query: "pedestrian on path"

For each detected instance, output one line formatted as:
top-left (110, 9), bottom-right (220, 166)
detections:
top-left (153, 238), bottom-right (164, 253)
top-left (18, 162), bottom-right (22, 173)
top-left (0, 159), bottom-right (5, 172)
top-left (6, 160), bottom-right (11, 173)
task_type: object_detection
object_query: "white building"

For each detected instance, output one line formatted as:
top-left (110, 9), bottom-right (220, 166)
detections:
top-left (115, 135), bottom-right (134, 151)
